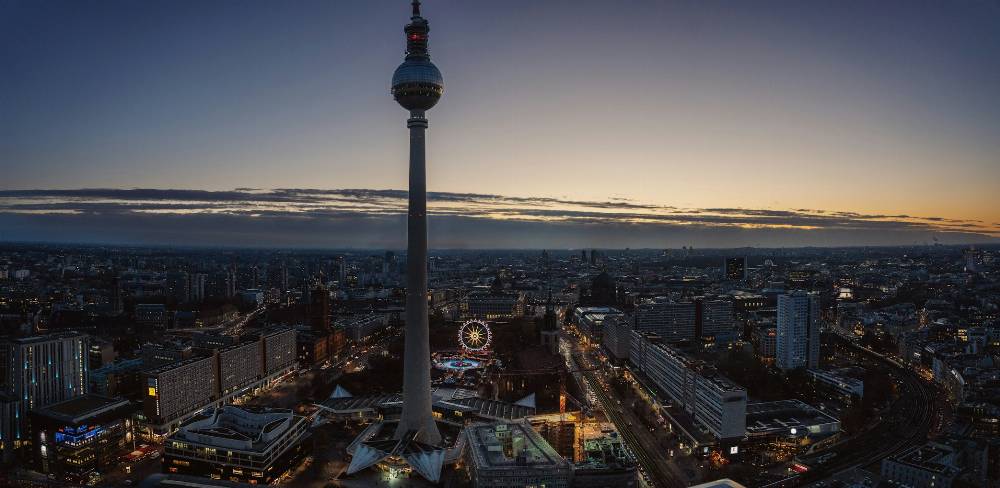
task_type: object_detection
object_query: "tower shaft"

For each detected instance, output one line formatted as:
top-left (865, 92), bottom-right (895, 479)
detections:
top-left (396, 111), bottom-right (441, 445)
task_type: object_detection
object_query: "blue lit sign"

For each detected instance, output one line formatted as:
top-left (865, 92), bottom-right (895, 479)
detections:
top-left (54, 425), bottom-right (103, 444)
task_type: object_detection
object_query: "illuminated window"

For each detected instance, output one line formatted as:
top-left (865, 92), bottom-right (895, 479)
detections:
top-left (148, 387), bottom-right (157, 396)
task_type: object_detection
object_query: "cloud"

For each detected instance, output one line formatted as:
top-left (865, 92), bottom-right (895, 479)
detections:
top-left (0, 188), bottom-right (995, 248)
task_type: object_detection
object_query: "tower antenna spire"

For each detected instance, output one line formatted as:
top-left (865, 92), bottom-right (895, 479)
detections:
top-left (412, 0), bottom-right (421, 17)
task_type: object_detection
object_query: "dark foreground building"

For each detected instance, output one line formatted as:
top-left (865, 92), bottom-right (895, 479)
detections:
top-left (30, 394), bottom-right (136, 482)
top-left (162, 405), bottom-right (310, 484)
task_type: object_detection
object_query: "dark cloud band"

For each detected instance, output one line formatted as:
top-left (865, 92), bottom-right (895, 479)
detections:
top-left (0, 188), bottom-right (995, 248)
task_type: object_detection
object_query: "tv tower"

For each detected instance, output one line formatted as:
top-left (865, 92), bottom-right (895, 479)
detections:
top-left (392, 0), bottom-right (443, 445)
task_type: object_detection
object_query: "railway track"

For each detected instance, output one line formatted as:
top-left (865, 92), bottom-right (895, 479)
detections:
top-left (769, 339), bottom-right (937, 487)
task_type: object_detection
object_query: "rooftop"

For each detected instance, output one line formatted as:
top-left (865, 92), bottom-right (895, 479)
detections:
top-left (466, 421), bottom-right (570, 471)
top-left (689, 480), bottom-right (747, 488)
top-left (139, 474), bottom-right (254, 488)
top-left (146, 355), bottom-right (213, 375)
top-left (447, 396), bottom-right (535, 420)
top-left (745, 400), bottom-right (840, 437)
top-left (5, 332), bottom-right (85, 344)
top-left (169, 405), bottom-right (305, 453)
top-left (35, 394), bottom-right (132, 424)
top-left (890, 442), bottom-right (959, 475)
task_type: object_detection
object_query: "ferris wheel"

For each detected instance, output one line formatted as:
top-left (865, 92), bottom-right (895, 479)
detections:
top-left (458, 319), bottom-right (492, 353)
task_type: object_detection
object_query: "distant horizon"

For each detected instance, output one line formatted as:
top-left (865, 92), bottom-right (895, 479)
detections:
top-left (1, 238), bottom-right (996, 253)
top-left (0, 187), bottom-right (995, 250)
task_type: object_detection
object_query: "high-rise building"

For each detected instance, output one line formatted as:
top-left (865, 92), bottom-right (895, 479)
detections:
top-left (335, 256), bottom-right (346, 284)
top-left (88, 339), bottom-right (116, 370)
top-left (216, 340), bottom-right (264, 397)
top-left (262, 327), bottom-right (297, 376)
top-left (309, 284), bottom-right (331, 332)
top-left (964, 248), bottom-right (980, 273)
top-left (166, 271), bottom-right (190, 303)
top-left (0, 333), bottom-right (89, 439)
top-left (601, 314), bottom-right (632, 362)
top-left (695, 298), bottom-right (735, 343)
top-left (188, 273), bottom-right (207, 303)
top-left (628, 331), bottom-right (747, 440)
top-left (776, 291), bottom-right (821, 370)
top-left (112, 276), bottom-right (124, 314)
top-left (724, 257), bottom-right (747, 281)
top-left (224, 266), bottom-right (237, 298)
top-left (634, 298), bottom-right (696, 340)
top-left (144, 327), bottom-right (297, 435)
top-left (391, 0), bottom-right (444, 445)
top-left (0, 391), bottom-right (22, 462)
top-left (145, 356), bottom-right (218, 434)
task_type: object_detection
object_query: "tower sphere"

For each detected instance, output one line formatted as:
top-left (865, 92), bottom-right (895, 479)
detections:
top-left (391, 59), bottom-right (443, 111)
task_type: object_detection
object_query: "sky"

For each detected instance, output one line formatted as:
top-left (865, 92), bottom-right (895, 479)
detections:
top-left (1, 0), bottom-right (999, 248)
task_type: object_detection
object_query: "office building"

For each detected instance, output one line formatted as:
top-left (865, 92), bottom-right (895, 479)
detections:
top-left (629, 330), bottom-right (747, 440)
top-left (89, 358), bottom-right (145, 399)
top-left (634, 298), bottom-right (697, 341)
top-left (262, 327), bottom-right (296, 377)
top-left (144, 328), bottom-right (297, 435)
top-left (696, 298), bottom-right (735, 344)
top-left (807, 368), bottom-right (864, 402)
top-left (88, 339), bottom-right (116, 370)
top-left (0, 391), bottom-right (22, 462)
top-left (143, 342), bottom-right (194, 368)
top-left (189, 273), bottom-right (208, 303)
top-left (163, 406), bottom-right (310, 484)
top-left (135, 303), bottom-right (168, 329)
top-left (601, 314), bottom-right (632, 362)
top-left (216, 340), bottom-right (264, 398)
top-left (166, 272), bottom-right (190, 304)
top-left (881, 442), bottom-right (960, 488)
top-left (295, 330), bottom-right (331, 367)
top-left (309, 284), bottom-right (330, 332)
top-left (145, 356), bottom-right (218, 435)
top-left (338, 314), bottom-right (388, 342)
top-left (31, 394), bottom-right (136, 480)
top-left (753, 321), bottom-right (777, 363)
top-left (574, 306), bottom-right (624, 343)
top-left (0, 333), bottom-right (89, 441)
top-left (776, 291), bottom-right (820, 370)
top-left (463, 291), bottom-right (527, 320)
top-left (465, 421), bottom-right (572, 488)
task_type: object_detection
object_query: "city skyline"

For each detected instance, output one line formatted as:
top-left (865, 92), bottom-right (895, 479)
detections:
top-left (3, 0), bottom-right (999, 249)
top-left (3, 2), bottom-right (1000, 487)
top-left (0, 187), bottom-right (995, 248)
